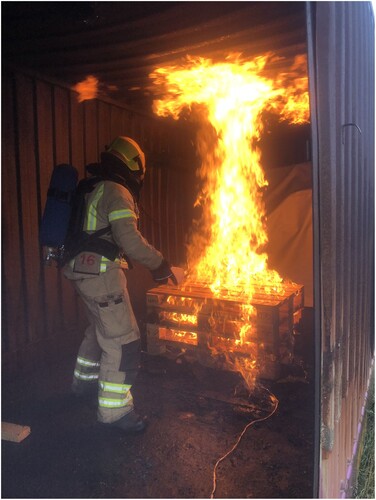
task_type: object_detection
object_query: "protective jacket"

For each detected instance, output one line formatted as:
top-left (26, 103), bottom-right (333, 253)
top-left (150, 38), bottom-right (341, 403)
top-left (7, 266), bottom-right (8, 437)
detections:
top-left (65, 179), bottom-right (163, 276)
top-left (64, 179), bottom-right (163, 424)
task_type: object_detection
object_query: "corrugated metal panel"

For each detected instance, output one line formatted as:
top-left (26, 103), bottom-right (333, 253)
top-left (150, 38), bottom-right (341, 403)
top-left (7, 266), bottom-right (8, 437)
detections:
top-left (307, 2), bottom-right (374, 497)
top-left (1, 66), bottom-right (195, 376)
top-left (2, 2), bottom-right (308, 112)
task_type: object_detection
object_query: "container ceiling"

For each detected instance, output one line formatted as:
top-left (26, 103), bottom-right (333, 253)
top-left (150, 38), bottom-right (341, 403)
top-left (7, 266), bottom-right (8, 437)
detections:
top-left (2, 1), bottom-right (308, 113)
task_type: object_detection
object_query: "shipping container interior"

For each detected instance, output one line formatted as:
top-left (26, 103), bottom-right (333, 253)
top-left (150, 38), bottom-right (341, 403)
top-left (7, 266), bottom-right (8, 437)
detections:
top-left (1, 2), bottom-right (374, 499)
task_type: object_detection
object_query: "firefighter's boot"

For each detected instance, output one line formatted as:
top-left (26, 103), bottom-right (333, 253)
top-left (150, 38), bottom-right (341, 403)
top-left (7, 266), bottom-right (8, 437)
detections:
top-left (101, 410), bottom-right (147, 433)
top-left (71, 379), bottom-right (98, 408)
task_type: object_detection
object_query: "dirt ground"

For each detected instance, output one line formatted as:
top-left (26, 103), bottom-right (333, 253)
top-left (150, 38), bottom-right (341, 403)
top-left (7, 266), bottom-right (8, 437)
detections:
top-left (2, 311), bottom-right (315, 499)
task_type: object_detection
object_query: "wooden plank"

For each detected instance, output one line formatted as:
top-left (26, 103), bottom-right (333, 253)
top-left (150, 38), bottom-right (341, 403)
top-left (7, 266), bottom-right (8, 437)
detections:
top-left (1, 71), bottom-right (27, 354)
top-left (138, 159), bottom-right (153, 243)
top-left (1, 422), bottom-right (31, 443)
top-left (156, 165), bottom-right (163, 252)
top-left (171, 169), bottom-right (180, 265)
top-left (110, 105), bottom-right (126, 138)
top-left (53, 85), bottom-right (77, 333)
top-left (154, 281), bottom-right (303, 298)
top-left (151, 303), bottom-right (283, 344)
top-left (163, 164), bottom-right (171, 261)
top-left (147, 166), bottom-right (157, 245)
top-left (36, 81), bottom-right (55, 224)
top-left (131, 114), bottom-right (146, 147)
top-left (149, 299), bottom-right (281, 320)
top-left (146, 324), bottom-right (283, 380)
top-left (121, 107), bottom-right (135, 136)
top-left (53, 86), bottom-right (71, 164)
top-left (138, 117), bottom-right (170, 248)
top-left (147, 283), bottom-right (303, 307)
top-left (68, 91), bottom-right (86, 327)
top-left (16, 73), bottom-right (45, 344)
top-left (83, 99), bottom-right (98, 164)
top-left (179, 169), bottom-right (191, 265)
top-left (36, 80), bottom-right (62, 337)
top-left (147, 284), bottom-right (301, 355)
top-left (97, 101), bottom-right (112, 154)
top-left (69, 91), bottom-right (85, 177)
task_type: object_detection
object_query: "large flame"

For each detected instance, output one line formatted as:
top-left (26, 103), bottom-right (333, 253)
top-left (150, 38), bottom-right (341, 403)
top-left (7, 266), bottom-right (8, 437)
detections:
top-left (150, 53), bottom-right (309, 302)
top-left (150, 53), bottom-right (309, 385)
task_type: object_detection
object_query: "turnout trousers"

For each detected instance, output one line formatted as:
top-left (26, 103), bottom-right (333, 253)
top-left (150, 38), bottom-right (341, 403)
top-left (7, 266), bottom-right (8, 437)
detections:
top-left (69, 267), bottom-right (141, 424)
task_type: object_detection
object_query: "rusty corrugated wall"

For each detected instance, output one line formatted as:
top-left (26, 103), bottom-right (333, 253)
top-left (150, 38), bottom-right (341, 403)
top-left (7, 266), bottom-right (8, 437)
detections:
top-left (2, 67), bottom-right (195, 377)
top-left (306, 2), bottom-right (375, 497)
top-left (2, 2), bottom-right (308, 113)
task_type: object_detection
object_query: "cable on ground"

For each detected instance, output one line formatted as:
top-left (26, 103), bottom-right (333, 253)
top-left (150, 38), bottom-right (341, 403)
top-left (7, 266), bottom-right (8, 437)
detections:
top-left (210, 385), bottom-right (279, 499)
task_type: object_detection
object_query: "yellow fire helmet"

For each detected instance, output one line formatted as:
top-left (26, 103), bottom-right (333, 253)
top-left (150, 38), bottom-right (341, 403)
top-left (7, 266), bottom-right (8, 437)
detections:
top-left (105, 136), bottom-right (146, 178)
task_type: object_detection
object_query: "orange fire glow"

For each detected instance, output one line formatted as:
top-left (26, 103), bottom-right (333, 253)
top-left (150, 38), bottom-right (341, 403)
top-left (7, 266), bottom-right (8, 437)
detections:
top-left (72, 75), bottom-right (99, 102)
top-left (150, 53), bottom-right (309, 383)
top-left (159, 327), bottom-right (198, 346)
top-left (150, 53), bottom-right (309, 301)
top-left (268, 54), bottom-right (310, 125)
top-left (161, 311), bottom-right (198, 326)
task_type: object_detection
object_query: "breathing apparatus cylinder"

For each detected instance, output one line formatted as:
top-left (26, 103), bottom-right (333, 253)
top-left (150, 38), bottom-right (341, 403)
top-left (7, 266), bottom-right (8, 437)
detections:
top-left (39, 163), bottom-right (78, 264)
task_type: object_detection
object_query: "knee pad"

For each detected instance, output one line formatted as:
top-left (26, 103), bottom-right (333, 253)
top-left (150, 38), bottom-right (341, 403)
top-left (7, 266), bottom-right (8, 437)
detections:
top-left (120, 339), bottom-right (141, 385)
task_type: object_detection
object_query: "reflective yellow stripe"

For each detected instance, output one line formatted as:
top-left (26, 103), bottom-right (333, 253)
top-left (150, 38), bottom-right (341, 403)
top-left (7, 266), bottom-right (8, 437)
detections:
top-left (99, 381), bottom-right (132, 394)
top-left (99, 256), bottom-right (124, 273)
top-left (109, 209), bottom-right (136, 222)
top-left (74, 369), bottom-right (99, 381)
top-left (86, 184), bottom-right (104, 231)
top-left (98, 392), bottom-right (133, 408)
top-left (100, 256), bottom-right (116, 273)
top-left (77, 356), bottom-right (100, 368)
top-left (100, 257), bottom-right (108, 273)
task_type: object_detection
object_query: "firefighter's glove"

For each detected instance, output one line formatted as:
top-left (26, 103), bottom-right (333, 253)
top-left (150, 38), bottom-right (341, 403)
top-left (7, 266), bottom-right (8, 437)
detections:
top-left (151, 259), bottom-right (178, 286)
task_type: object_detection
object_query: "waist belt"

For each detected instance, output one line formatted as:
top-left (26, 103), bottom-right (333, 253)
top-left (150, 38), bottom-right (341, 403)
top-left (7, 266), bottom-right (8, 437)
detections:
top-left (69, 254), bottom-right (129, 273)
top-left (67, 227), bottom-right (133, 272)
top-left (80, 237), bottom-right (119, 261)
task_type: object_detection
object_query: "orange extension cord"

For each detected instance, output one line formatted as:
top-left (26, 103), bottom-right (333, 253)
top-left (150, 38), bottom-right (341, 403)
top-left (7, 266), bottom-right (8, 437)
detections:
top-left (210, 386), bottom-right (279, 498)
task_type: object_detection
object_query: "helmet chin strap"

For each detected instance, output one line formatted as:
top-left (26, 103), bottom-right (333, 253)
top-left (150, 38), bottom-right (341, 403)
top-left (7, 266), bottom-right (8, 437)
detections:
top-left (100, 152), bottom-right (144, 202)
top-left (106, 172), bottom-right (143, 202)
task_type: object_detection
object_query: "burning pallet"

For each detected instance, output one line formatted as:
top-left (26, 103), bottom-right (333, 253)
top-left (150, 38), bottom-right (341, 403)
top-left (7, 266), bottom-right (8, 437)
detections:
top-left (146, 281), bottom-right (304, 380)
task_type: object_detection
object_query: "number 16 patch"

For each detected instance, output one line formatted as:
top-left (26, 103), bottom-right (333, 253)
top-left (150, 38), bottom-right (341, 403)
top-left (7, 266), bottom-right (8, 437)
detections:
top-left (73, 252), bottom-right (101, 275)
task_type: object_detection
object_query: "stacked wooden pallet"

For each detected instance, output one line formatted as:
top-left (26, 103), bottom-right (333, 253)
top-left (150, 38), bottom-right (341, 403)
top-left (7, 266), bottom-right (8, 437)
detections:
top-left (146, 281), bottom-right (304, 380)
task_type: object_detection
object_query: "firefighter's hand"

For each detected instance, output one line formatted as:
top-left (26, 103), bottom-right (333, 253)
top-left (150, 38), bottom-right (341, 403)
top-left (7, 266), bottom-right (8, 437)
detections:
top-left (151, 259), bottom-right (178, 286)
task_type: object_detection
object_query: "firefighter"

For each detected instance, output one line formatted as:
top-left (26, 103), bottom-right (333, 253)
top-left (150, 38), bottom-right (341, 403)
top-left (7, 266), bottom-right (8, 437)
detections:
top-left (64, 136), bottom-right (176, 433)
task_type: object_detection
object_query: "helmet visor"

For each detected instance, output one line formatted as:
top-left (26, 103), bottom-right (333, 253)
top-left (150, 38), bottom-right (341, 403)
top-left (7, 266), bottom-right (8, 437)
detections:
top-left (106, 136), bottom-right (146, 175)
top-left (134, 155), bottom-right (145, 178)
